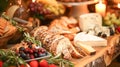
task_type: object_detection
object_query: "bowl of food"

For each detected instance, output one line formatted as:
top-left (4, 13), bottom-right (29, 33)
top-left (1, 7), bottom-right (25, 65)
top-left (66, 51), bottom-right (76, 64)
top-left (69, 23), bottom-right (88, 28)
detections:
top-left (28, 0), bottom-right (65, 19)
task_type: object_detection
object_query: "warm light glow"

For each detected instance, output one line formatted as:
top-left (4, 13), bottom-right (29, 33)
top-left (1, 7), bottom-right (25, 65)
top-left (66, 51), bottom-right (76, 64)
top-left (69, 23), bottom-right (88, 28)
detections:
top-left (118, 3), bottom-right (120, 8)
top-left (32, 0), bottom-right (36, 2)
top-left (18, 0), bottom-right (21, 5)
top-left (94, 0), bottom-right (98, 2)
top-left (95, 0), bottom-right (106, 16)
top-left (99, 0), bottom-right (103, 4)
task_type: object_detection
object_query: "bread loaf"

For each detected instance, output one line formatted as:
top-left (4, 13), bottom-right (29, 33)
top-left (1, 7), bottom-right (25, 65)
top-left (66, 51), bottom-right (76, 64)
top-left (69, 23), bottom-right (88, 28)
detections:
top-left (48, 16), bottom-right (79, 34)
top-left (31, 26), bottom-right (86, 59)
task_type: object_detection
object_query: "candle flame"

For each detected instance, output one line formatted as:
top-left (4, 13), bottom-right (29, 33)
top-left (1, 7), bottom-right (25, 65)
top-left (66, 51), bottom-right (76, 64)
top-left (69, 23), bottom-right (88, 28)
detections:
top-left (32, 0), bottom-right (36, 2)
top-left (99, 0), bottom-right (102, 4)
top-left (118, 3), bottom-right (120, 8)
top-left (95, 0), bottom-right (106, 17)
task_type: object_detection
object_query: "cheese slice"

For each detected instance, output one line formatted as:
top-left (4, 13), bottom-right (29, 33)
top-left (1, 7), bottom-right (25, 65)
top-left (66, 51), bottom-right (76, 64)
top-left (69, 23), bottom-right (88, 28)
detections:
top-left (74, 32), bottom-right (107, 46)
top-left (74, 41), bottom-right (96, 55)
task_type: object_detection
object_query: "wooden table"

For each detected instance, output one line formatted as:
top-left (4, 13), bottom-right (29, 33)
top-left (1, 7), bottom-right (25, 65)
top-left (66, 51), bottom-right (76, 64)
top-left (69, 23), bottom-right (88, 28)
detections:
top-left (9, 34), bottom-right (120, 67)
top-left (71, 35), bottom-right (120, 67)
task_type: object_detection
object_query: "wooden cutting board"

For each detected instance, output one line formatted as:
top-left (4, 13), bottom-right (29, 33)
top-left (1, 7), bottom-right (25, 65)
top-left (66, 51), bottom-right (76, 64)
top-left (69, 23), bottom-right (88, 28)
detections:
top-left (10, 34), bottom-right (120, 67)
top-left (71, 34), bottom-right (120, 67)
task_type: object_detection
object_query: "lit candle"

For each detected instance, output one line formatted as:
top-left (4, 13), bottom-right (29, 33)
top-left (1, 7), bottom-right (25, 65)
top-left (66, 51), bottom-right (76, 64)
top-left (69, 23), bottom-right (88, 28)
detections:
top-left (32, 0), bottom-right (36, 3)
top-left (118, 3), bottom-right (120, 8)
top-left (95, 0), bottom-right (106, 16)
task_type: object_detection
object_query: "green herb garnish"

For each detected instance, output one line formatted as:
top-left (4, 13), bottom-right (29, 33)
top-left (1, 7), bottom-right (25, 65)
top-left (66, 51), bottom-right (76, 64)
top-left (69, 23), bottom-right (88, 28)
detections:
top-left (0, 49), bottom-right (26, 67)
top-left (47, 53), bottom-right (74, 67)
top-left (24, 33), bottom-right (42, 46)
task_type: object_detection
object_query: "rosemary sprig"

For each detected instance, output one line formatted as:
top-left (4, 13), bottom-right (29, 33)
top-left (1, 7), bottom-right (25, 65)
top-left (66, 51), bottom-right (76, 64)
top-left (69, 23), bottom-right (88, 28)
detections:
top-left (24, 33), bottom-right (42, 46)
top-left (47, 53), bottom-right (74, 67)
top-left (0, 49), bottom-right (26, 66)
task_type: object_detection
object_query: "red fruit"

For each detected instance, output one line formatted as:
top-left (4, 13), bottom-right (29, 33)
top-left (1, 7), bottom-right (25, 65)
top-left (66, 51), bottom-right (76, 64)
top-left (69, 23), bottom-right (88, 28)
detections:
top-left (25, 48), bottom-right (30, 53)
top-left (38, 52), bottom-right (42, 55)
top-left (30, 55), bottom-right (34, 59)
top-left (29, 60), bottom-right (38, 67)
top-left (32, 48), bottom-right (36, 52)
top-left (38, 48), bottom-right (46, 53)
top-left (116, 26), bottom-right (120, 33)
top-left (34, 49), bottom-right (38, 53)
top-left (38, 48), bottom-right (42, 52)
top-left (29, 49), bottom-right (34, 54)
top-left (39, 59), bottom-right (49, 67)
top-left (0, 61), bottom-right (3, 67)
top-left (20, 64), bottom-right (30, 67)
top-left (49, 64), bottom-right (58, 67)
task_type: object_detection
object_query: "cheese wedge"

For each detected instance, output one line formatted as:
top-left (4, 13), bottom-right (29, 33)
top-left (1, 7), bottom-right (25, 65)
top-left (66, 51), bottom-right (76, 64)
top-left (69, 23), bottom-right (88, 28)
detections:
top-left (79, 13), bottom-right (102, 32)
top-left (74, 41), bottom-right (96, 55)
top-left (74, 32), bottom-right (107, 46)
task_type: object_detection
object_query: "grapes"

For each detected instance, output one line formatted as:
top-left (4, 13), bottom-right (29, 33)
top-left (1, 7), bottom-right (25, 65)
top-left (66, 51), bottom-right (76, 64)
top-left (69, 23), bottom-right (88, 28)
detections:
top-left (102, 34), bottom-right (107, 38)
top-left (28, 45), bottom-right (32, 49)
top-left (109, 27), bottom-right (115, 35)
top-left (103, 12), bottom-right (120, 26)
top-left (19, 47), bottom-right (25, 51)
top-left (17, 43), bottom-right (48, 60)
top-left (39, 53), bottom-right (46, 57)
top-left (37, 6), bottom-right (42, 11)
top-left (29, 2), bottom-right (52, 16)
top-left (34, 53), bottom-right (38, 58)
top-left (20, 52), bottom-right (27, 58)
top-left (29, 3), bottom-right (35, 8)
top-left (97, 32), bottom-right (102, 37)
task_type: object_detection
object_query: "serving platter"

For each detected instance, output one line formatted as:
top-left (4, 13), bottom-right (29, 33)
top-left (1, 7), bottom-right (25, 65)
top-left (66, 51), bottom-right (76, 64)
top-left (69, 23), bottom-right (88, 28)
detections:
top-left (58, 1), bottom-right (98, 6)
top-left (25, 52), bottom-right (51, 62)
top-left (71, 34), bottom-right (120, 67)
top-left (58, 0), bottom-right (98, 17)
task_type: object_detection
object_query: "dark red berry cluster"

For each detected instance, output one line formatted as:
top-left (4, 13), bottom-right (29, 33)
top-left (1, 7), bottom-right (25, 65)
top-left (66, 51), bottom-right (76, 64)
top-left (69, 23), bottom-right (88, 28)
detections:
top-left (16, 44), bottom-right (48, 60)
top-left (29, 2), bottom-right (52, 15)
